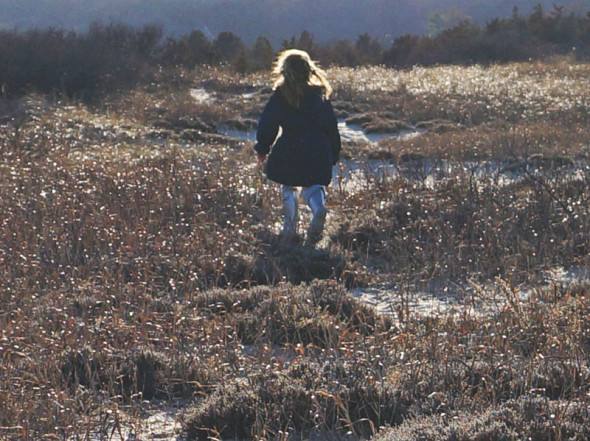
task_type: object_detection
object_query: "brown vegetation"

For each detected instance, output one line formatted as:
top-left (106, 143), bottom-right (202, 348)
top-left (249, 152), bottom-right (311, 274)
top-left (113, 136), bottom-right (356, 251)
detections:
top-left (0, 62), bottom-right (589, 440)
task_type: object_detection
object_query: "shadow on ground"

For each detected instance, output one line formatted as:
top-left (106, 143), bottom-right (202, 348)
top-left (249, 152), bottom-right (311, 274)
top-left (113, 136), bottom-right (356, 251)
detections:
top-left (247, 232), bottom-right (349, 286)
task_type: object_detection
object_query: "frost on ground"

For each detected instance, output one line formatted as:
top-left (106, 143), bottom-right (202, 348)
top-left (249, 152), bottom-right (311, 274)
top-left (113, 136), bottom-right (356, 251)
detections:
top-left (352, 265), bottom-right (590, 328)
top-left (329, 63), bottom-right (590, 113)
top-left (189, 88), bottom-right (214, 104)
top-left (75, 403), bottom-right (182, 441)
top-left (215, 118), bottom-right (422, 144)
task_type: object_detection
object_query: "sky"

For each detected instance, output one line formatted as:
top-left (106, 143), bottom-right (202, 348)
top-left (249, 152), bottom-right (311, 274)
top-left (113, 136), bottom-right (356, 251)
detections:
top-left (0, 0), bottom-right (587, 44)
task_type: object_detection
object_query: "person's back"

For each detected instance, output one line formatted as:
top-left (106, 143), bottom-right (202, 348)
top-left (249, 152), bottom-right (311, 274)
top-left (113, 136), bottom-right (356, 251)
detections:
top-left (254, 49), bottom-right (341, 245)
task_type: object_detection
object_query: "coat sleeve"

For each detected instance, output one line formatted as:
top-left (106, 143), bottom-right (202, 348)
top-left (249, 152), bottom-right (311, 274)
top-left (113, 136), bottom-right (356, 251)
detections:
top-left (324, 99), bottom-right (341, 165)
top-left (254, 93), bottom-right (281, 156)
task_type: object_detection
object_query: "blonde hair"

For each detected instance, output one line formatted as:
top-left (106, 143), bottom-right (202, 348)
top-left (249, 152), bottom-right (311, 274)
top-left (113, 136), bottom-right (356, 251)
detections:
top-left (272, 49), bottom-right (332, 108)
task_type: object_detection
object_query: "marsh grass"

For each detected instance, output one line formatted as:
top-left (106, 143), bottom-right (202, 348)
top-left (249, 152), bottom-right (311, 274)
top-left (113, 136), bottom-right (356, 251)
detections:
top-left (332, 163), bottom-right (589, 287)
top-left (379, 397), bottom-right (590, 441)
top-left (0, 61), bottom-right (589, 441)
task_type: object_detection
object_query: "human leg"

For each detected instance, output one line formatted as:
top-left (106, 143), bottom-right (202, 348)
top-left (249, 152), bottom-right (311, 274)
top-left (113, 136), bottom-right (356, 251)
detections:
top-left (301, 185), bottom-right (326, 244)
top-left (281, 185), bottom-right (299, 235)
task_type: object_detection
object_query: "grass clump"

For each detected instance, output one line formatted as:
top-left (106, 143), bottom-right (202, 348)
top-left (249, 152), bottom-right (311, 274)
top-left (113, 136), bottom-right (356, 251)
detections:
top-left (250, 235), bottom-right (349, 286)
top-left (191, 281), bottom-right (393, 346)
top-left (377, 398), bottom-right (590, 441)
top-left (182, 358), bottom-right (407, 441)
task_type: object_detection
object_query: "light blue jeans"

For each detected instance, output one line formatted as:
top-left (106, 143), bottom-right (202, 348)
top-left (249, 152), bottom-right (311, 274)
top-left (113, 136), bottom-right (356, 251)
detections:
top-left (281, 184), bottom-right (326, 234)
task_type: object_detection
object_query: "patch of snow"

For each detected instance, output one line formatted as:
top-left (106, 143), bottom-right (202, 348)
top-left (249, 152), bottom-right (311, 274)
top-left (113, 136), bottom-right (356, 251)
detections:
top-left (214, 119), bottom-right (423, 145)
top-left (338, 120), bottom-right (423, 144)
top-left (242, 91), bottom-right (258, 99)
top-left (351, 284), bottom-right (466, 324)
top-left (352, 264), bottom-right (589, 326)
top-left (217, 124), bottom-right (257, 141)
top-left (542, 266), bottom-right (590, 286)
top-left (75, 404), bottom-right (182, 441)
top-left (190, 88), bottom-right (214, 104)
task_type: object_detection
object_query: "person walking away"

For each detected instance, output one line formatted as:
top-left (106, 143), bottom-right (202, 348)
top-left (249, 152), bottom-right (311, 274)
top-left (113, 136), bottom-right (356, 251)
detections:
top-left (254, 49), bottom-right (341, 245)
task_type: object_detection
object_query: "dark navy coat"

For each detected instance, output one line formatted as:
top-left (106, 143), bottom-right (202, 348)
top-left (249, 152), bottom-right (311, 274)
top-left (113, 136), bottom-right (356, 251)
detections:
top-left (254, 86), bottom-right (341, 187)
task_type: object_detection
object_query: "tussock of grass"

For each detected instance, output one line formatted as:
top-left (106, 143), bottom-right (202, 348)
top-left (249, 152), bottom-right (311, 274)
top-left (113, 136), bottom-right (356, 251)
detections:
top-left (250, 236), bottom-right (349, 285)
top-left (61, 348), bottom-right (171, 400)
top-left (181, 358), bottom-right (407, 441)
top-left (192, 281), bottom-right (393, 346)
top-left (345, 112), bottom-right (413, 135)
top-left (378, 398), bottom-right (590, 441)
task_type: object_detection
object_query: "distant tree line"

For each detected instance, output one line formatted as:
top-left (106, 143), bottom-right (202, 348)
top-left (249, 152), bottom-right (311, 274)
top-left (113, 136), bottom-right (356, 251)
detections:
top-left (0, 23), bottom-right (163, 101)
top-left (381, 4), bottom-right (590, 67)
top-left (1, 4), bottom-right (589, 100)
top-left (308, 4), bottom-right (590, 67)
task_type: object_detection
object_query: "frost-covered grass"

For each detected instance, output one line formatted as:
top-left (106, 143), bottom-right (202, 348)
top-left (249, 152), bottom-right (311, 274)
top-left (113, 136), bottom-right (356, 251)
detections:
top-left (331, 61), bottom-right (590, 113)
top-left (0, 61), bottom-right (589, 440)
top-left (328, 62), bottom-right (590, 162)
